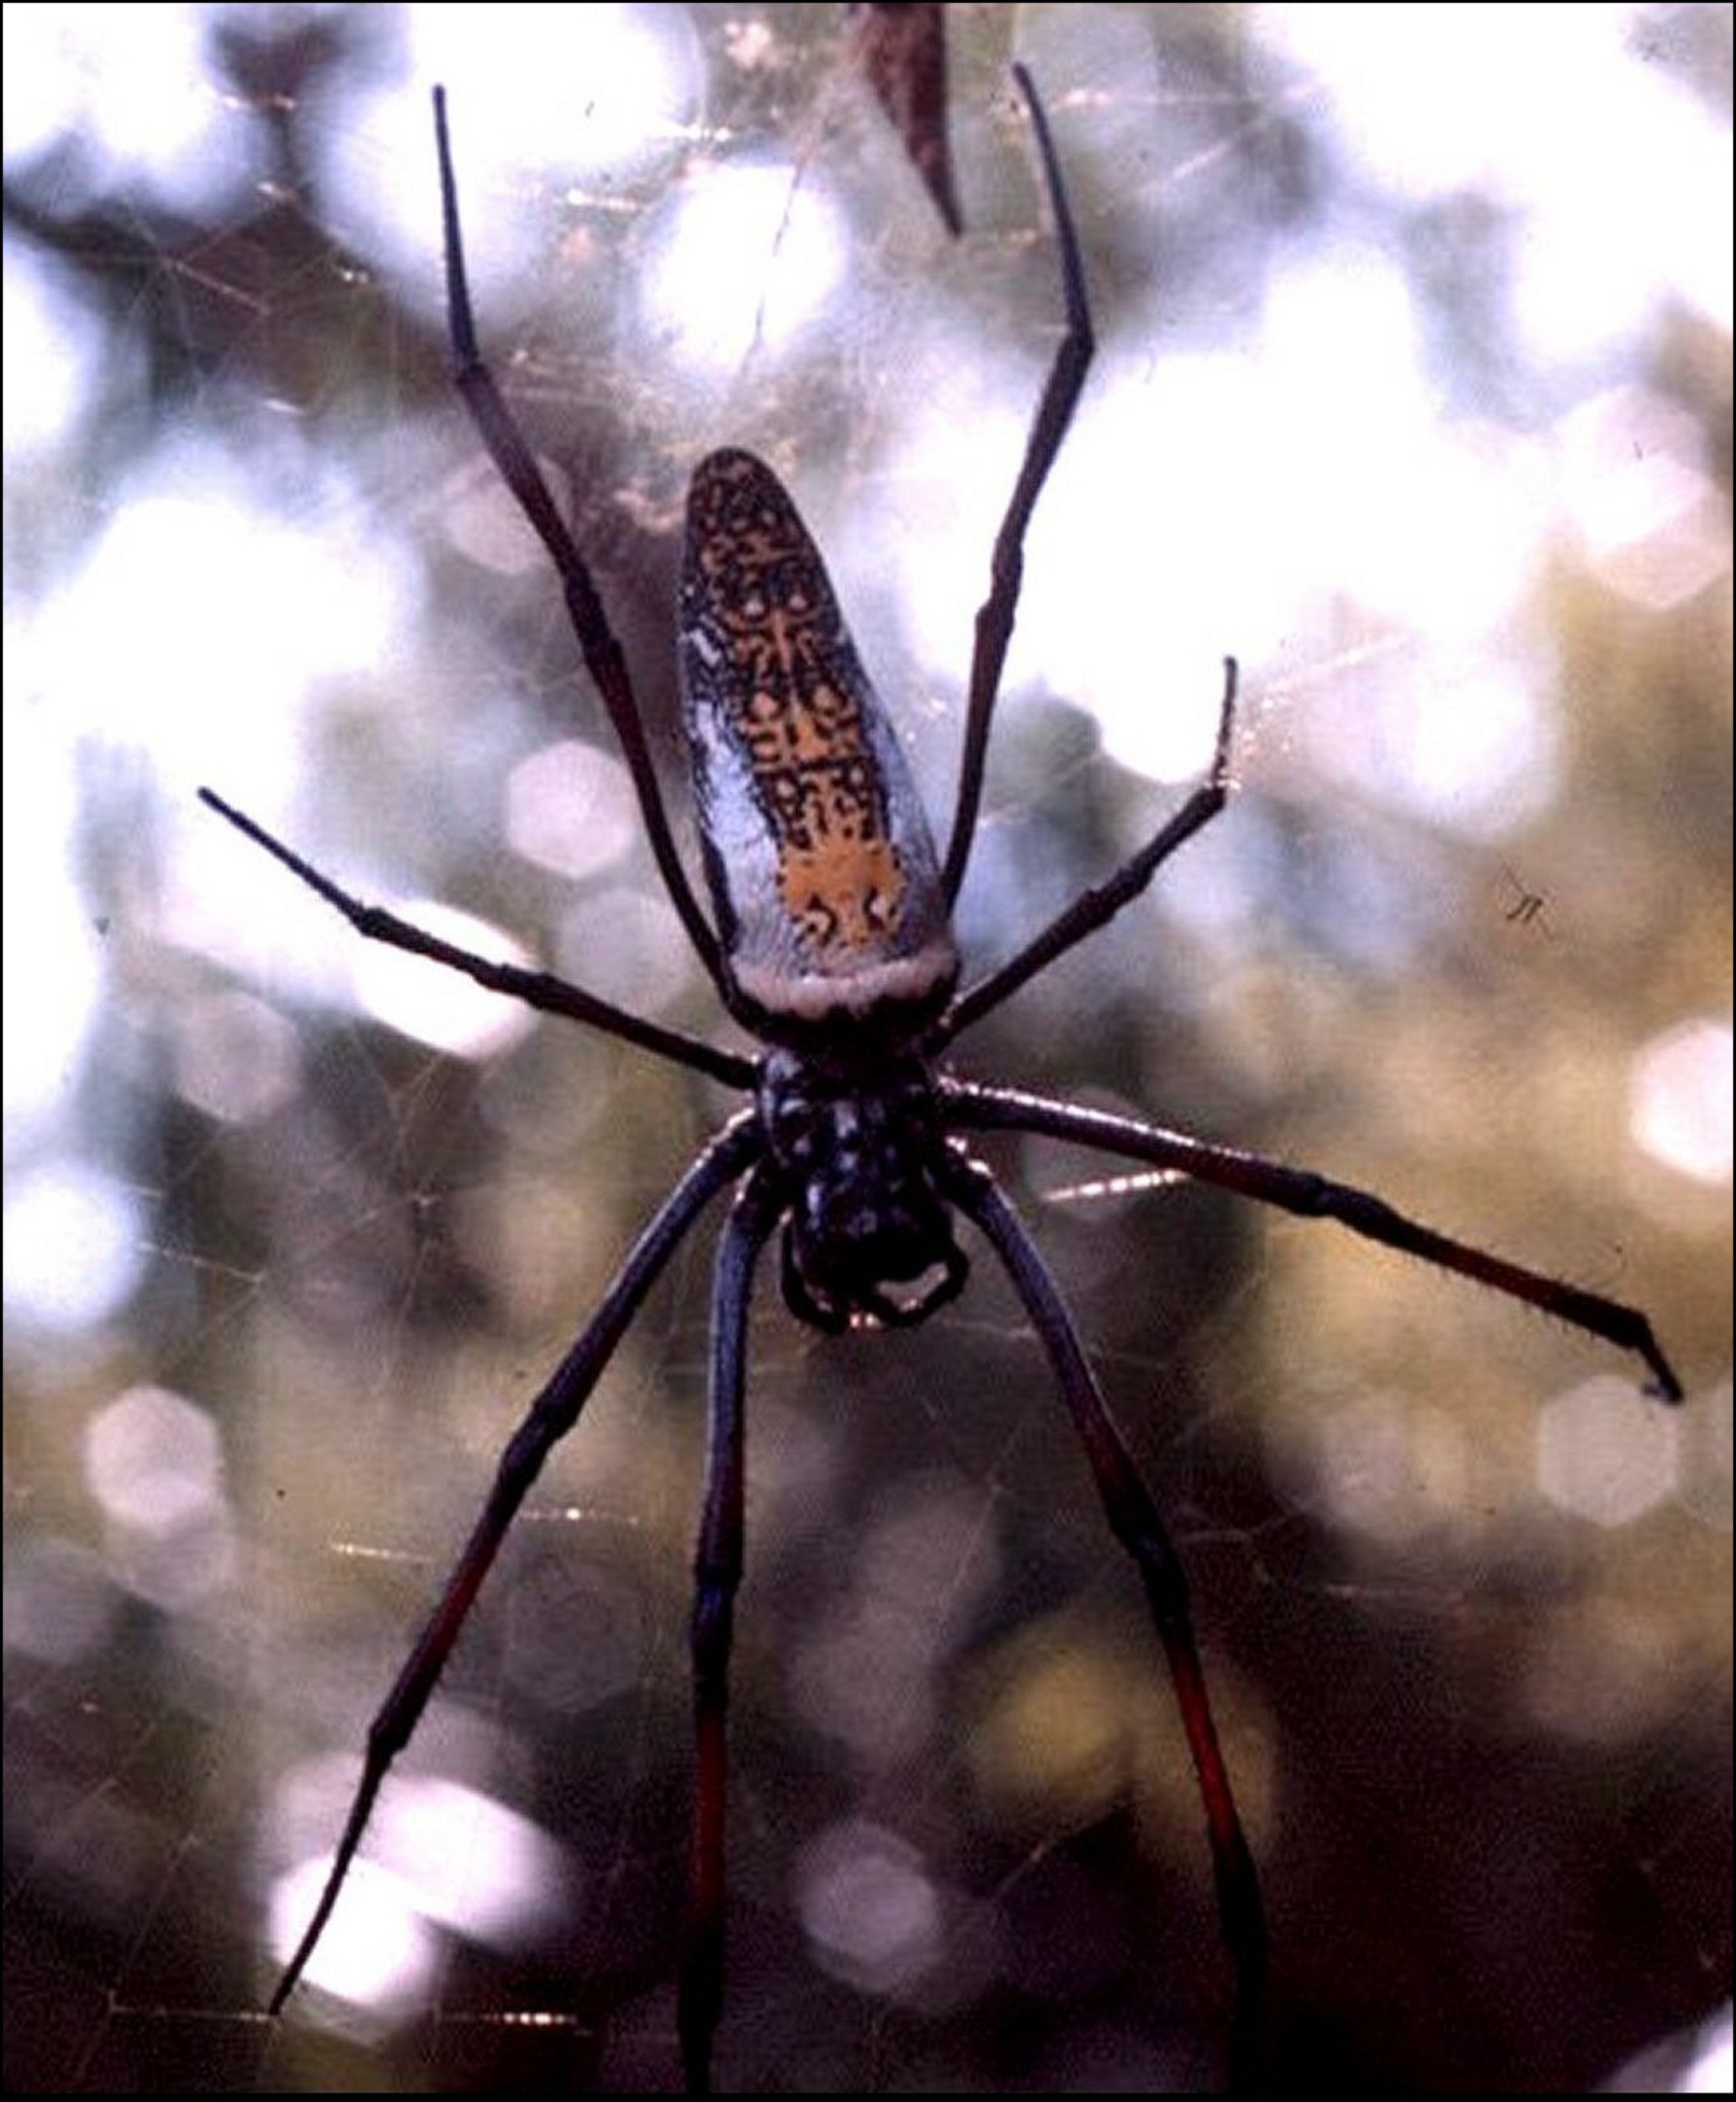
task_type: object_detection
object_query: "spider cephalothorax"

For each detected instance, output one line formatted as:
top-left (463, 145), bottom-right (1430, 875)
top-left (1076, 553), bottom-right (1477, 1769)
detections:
top-left (757, 1046), bottom-right (967, 1330)
top-left (201, 67), bottom-right (1683, 2098)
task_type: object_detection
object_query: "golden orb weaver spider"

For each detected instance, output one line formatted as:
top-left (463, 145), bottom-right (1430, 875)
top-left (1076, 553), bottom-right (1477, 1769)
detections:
top-left (202, 66), bottom-right (1684, 2093)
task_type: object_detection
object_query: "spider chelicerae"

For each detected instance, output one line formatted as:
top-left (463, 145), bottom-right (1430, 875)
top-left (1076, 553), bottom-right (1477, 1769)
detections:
top-left (203, 67), bottom-right (1682, 2093)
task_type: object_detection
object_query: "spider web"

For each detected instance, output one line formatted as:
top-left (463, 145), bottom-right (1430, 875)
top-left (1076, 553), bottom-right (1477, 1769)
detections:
top-left (6, 5), bottom-right (1732, 2093)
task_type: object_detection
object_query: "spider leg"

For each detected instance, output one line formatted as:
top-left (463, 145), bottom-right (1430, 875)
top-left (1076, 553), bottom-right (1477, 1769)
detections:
top-left (269, 1118), bottom-right (761, 2017)
top-left (940, 64), bottom-right (1095, 907)
top-left (199, 788), bottom-right (754, 1088)
top-left (945, 1082), bottom-right (1685, 1400)
top-left (433, 87), bottom-right (726, 991)
top-left (681, 1162), bottom-right (785, 2094)
top-left (940, 659), bottom-right (1238, 1042)
top-left (943, 1149), bottom-right (1268, 2074)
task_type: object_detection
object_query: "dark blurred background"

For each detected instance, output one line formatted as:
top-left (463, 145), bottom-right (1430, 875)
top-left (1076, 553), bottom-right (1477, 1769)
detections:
top-left (5, 4), bottom-right (1730, 2092)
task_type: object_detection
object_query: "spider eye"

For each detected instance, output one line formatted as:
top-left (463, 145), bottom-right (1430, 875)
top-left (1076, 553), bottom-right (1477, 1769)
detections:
top-left (780, 1184), bottom-right (968, 1335)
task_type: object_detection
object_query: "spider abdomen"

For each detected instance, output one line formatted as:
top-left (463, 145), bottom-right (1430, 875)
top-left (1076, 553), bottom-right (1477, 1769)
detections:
top-left (680, 448), bottom-right (959, 1037)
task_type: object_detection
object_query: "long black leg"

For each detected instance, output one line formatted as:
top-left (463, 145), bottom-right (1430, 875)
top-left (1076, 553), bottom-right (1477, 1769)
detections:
top-left (269, 1118), bottom-right (762, 2016)
top-left (943, 1149), bottom-right (1267, 2076)
top-left (199, 788), bottom-right (754, 1089)
top-left (680, 1162), bottom-right (784, 2094)
top-left (940, 660), bottom-right (1238, 1043)
top-left (945, 1082), bottom-right (1685, 1400)
top-left (940, 64), bottom-right (1095, 906)
top-left (433, 88), bottom-right (727, 993)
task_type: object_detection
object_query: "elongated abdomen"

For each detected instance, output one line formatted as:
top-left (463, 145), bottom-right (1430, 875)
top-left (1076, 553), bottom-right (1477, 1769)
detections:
top-left (680, 448), bottom-right (958, 1035)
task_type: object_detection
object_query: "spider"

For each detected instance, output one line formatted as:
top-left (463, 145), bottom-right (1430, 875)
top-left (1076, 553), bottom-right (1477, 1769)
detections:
top-left (202, 68), bottom-right (1683, 2093)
